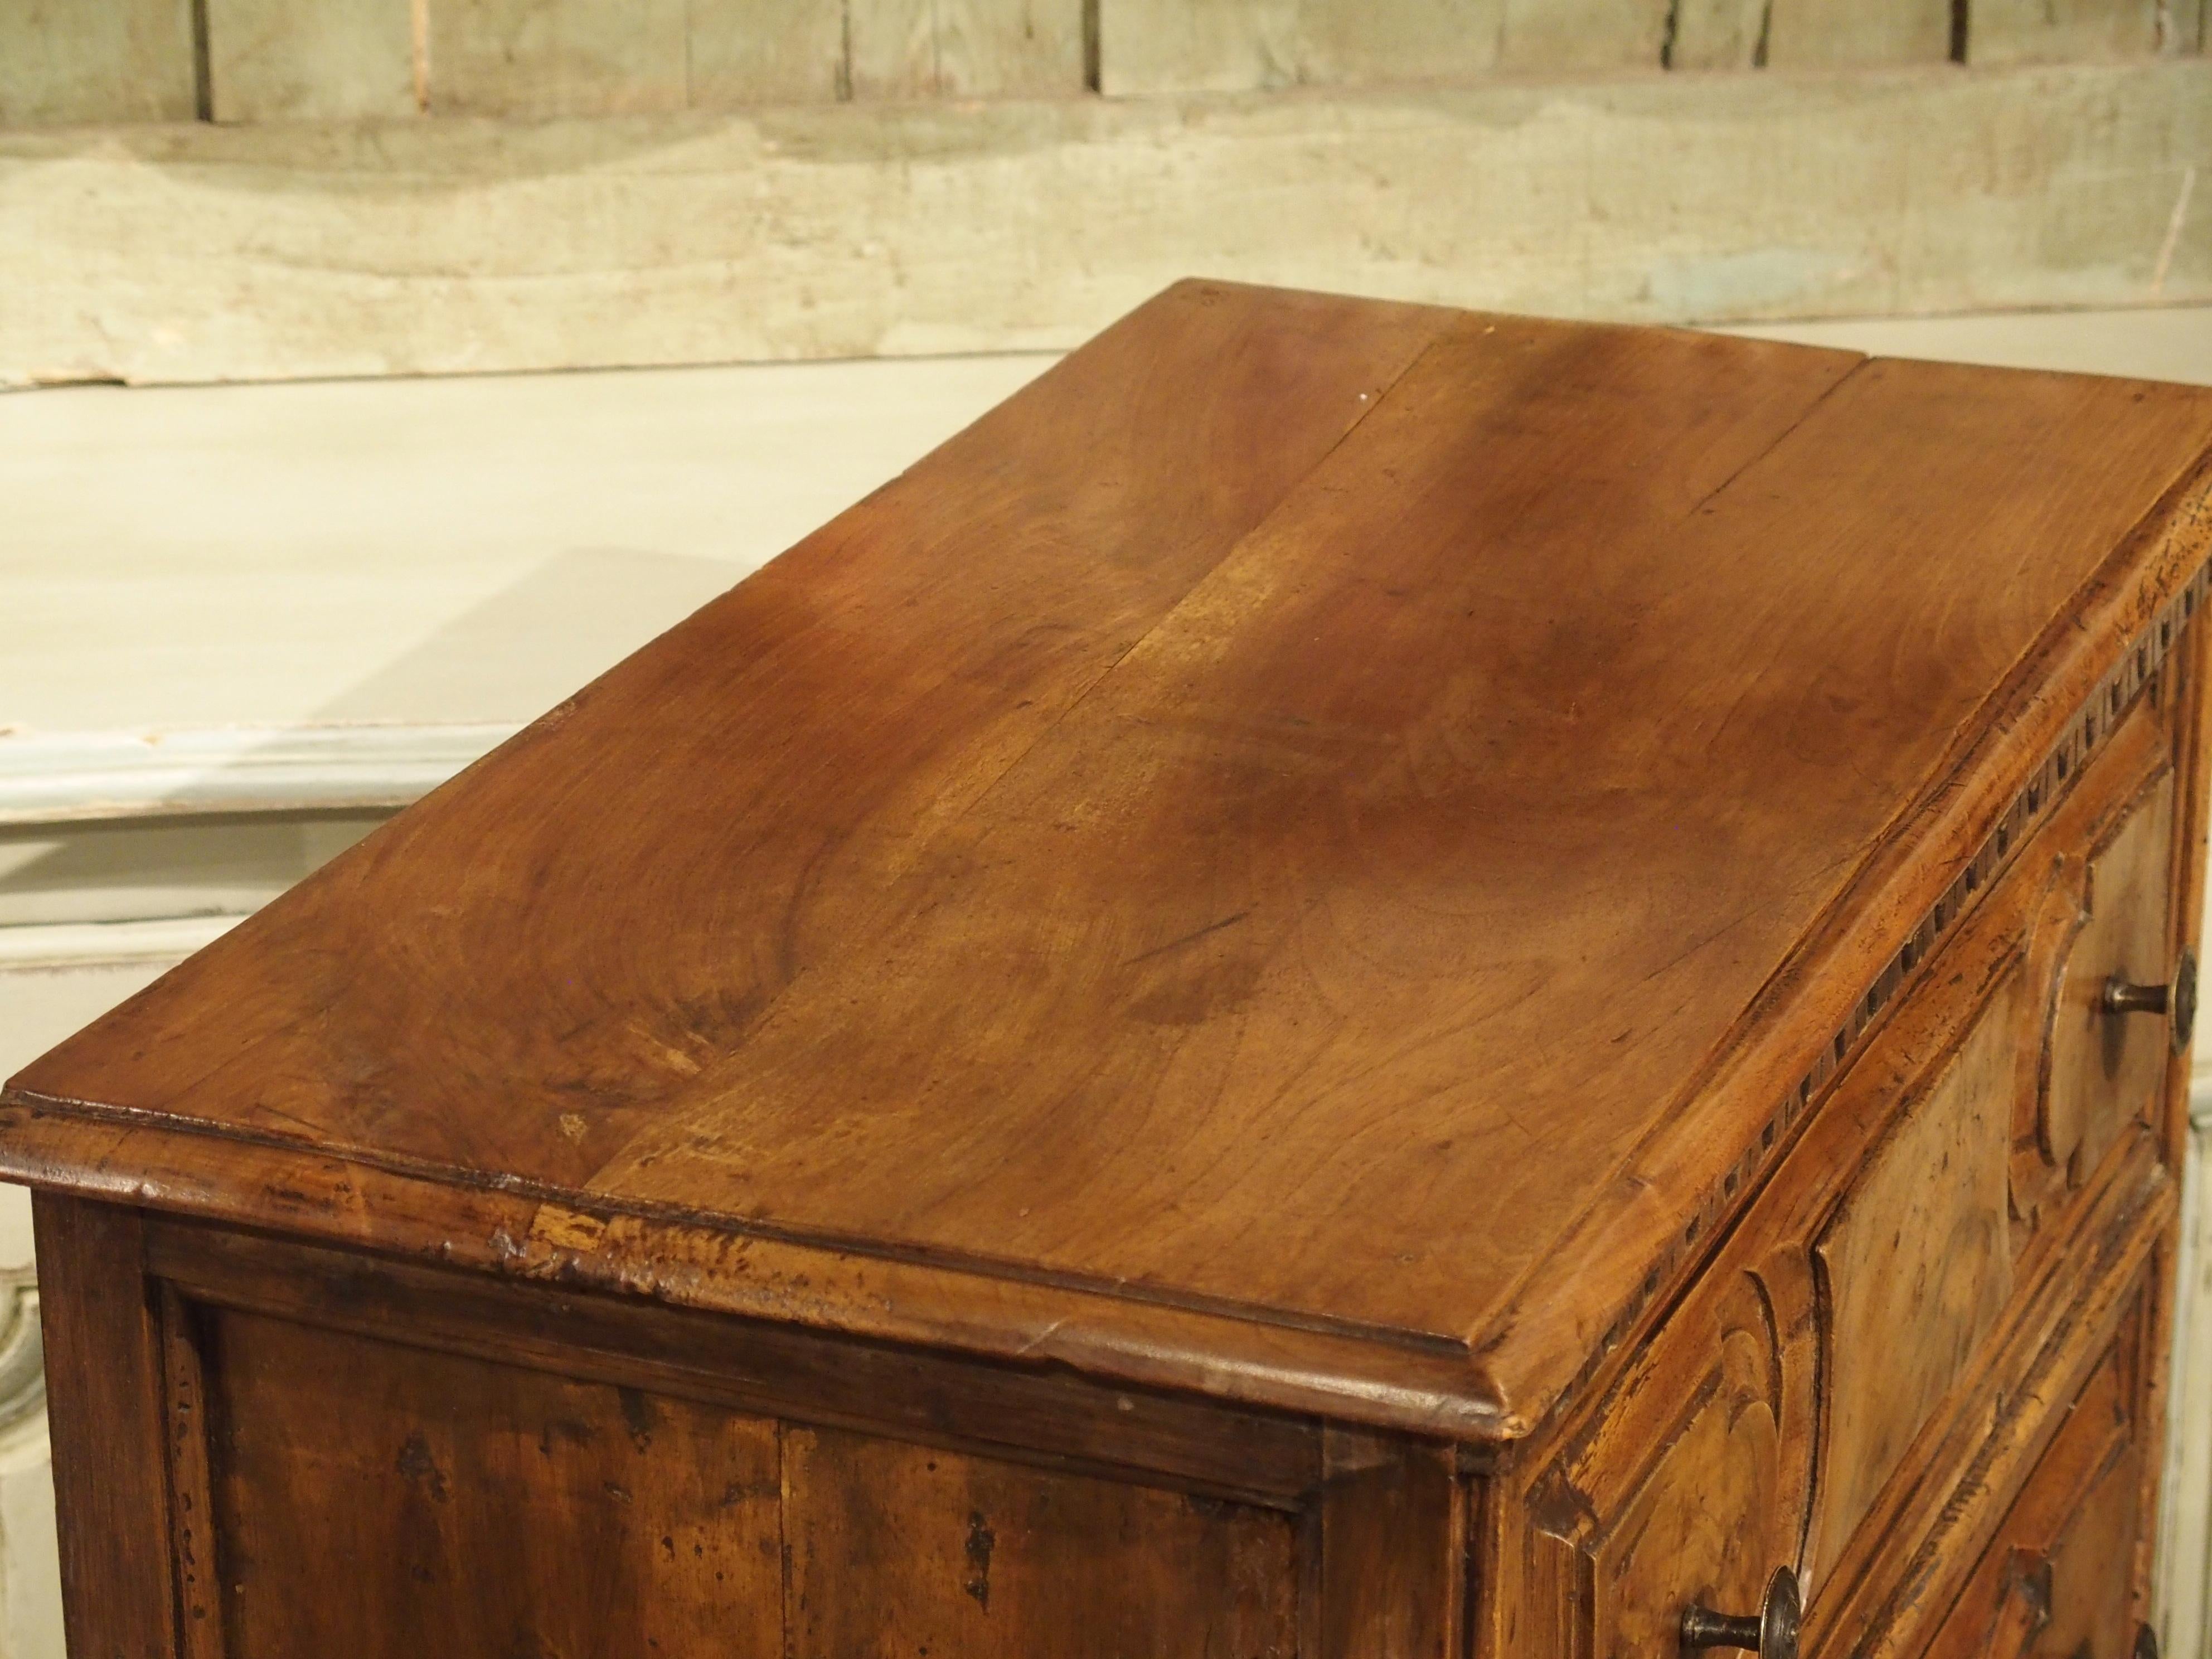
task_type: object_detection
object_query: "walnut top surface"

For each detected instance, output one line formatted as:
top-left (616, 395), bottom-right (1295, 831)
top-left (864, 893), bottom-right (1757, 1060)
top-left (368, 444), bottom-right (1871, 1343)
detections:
top-left (11, 280), bottom-right (2212, 1435)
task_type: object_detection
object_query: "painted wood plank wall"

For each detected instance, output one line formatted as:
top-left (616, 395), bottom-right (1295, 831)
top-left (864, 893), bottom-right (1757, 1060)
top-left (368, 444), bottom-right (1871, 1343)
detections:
top-left (0, 0), bottom-right (198, 126)
top-left (4, 62), bottom-right (2205, 389)
top-left (1, 1), bottom-right (2203, 387)
top-left (4, 0), bottom-right (2205, 125)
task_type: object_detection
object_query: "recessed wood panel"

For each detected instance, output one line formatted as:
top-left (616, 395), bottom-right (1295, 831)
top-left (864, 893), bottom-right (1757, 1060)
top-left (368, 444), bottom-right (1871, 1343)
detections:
top-left (783, 1425), bottom-right (1301, 1658)
top-left (1577, 1267), bottom-right (1811, 1657)
top-left (2042, 768), bottom-right (2177, 1186)
top-left (205, 1310), bottom-right (785, 1659)
top-left (1919, 1309), bottom-right (2144, 1659)
top-left (1527, 1250), bottom-right (1816, 1659)
top-left (1814, 969), bottom-right (2019, 1556)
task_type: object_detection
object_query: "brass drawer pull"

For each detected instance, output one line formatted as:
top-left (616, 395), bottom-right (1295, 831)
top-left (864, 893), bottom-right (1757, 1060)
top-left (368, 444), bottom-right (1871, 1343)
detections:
top-left (2101, 949), bottom-right (2198, 1054)
top-left (1681, 1567), bottom-right (1801, 1659)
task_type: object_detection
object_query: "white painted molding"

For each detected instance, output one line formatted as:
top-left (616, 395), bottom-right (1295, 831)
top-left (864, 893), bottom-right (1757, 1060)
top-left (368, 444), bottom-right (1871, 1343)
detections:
top-left (0, 1282), bottom-right (40, 1437)
top-left (0, 915), bottom-right (239, 971)
top-left (0, 723), bottom-right (519, 826)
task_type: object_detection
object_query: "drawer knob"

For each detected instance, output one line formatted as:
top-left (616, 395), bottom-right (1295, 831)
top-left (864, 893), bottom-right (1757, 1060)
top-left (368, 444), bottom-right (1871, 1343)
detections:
top-left (1681, 1566), bottom-right (1800, 1659)
top-left (2102, 949), bottom-right (2198, 1055)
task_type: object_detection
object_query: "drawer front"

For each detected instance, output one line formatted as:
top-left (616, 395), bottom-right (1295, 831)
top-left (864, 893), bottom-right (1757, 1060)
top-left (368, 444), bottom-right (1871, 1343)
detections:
top-left (2030, 767), bottom-right (2184, 1214)
top-left (1812, 967), bottom-right (2020, 1555)
top-left (1522, 1248), bottom-right (1817, 1659)
top-left (1511, 675), bottom-right (2190, 1658)
top-left (1918, 1285), bottom-right (2155, 1659)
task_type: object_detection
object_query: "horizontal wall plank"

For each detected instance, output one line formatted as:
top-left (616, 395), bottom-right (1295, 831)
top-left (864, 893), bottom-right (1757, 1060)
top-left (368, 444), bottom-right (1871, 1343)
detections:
top-left (206, 0), bottom-right (418, 122)
top-left (0, 0), bottom-right (197, 126)
top-left (1, 62), bottom-right (2206, 389)
top-left (687, 0), bottom-right (847, 105)
top-left (1498, 0), bottom-right (1669, 70)
top-left (1966, 0), bottom-right (2161, 64)
top-left (1097, 0), bottom-right (1292, 93)
top-left (1765, 0), bottom-right (1952, 64)
top-left (428, 0), bottom-right (688, 117)
top-left (1099, 0), bottom-right (1503, 95)
top-left (848, 0), bottom-right (1086, 98)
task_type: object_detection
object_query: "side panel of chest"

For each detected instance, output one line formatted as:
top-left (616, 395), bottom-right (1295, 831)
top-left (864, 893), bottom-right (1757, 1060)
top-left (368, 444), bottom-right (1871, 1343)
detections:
top-left (33, 1200), bottom-right (1474, 1659)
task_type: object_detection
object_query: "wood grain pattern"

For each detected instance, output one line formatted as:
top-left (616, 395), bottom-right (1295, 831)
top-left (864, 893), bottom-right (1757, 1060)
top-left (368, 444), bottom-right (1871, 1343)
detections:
top-left (32, 1196), bottom-right (175, 1659)
top-left (8, 293), bottom-right (2211, 1659)
top-left (1919, 1307), bottom-right (2145, 1659)
top-left (143, 1215), bottom-right (1328, 1507)
top-left (10, 287), bottom-right (2212, 1445)
top-left (1563, 1268), bottom-right (1810, 1656)
top-left (1815, 967), bottom-right (2018, 1556)
top-left (1313, 1432), bottom-right (1466, 1659)
top-left (204, 0), bottom-right (417, 122)
top-left (0, 0), bottom-right (196, 125)
top-left (1789, 698), bottom-right (2182, 1658)
top-left (8, 63), bottom-right (2209, 389)
top-left (2042, 770), bottom-right (2179, 1186)
top-left (1468, 453), bottom-right (2212, 1438)
top-left (207, 1308), bottom-right (787, 1659)
top-left (784, 1427), bottom-right (1299, 1657)
top-left (1486, 654), bottom-right (2187, 1656)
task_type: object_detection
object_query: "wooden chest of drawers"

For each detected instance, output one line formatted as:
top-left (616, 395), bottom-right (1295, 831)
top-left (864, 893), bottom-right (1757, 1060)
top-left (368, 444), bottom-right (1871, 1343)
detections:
top-left (6, 282), bottom-right (2210, 1659)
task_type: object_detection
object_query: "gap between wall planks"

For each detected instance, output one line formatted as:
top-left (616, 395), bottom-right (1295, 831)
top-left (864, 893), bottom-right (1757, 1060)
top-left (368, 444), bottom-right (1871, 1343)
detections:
top-left (0, 61), bottom-right (2205, 390)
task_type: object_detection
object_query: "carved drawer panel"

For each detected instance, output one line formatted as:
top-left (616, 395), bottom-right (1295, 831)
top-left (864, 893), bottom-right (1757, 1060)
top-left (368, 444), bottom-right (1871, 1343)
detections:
top-left (2024, 767), bottom-right (2185, 1219)
top-left (1525, 1237), bottom-right (1818, 1659)
top-left (1517, 682), bottom-right (2187, 1659)
top-left (1917, 1286), bottom-right (2153, 1659)
top-left (176, 1296), bottom-right (1305, 1659)
top-left (1811, 969), bottom-right (2019, 1555)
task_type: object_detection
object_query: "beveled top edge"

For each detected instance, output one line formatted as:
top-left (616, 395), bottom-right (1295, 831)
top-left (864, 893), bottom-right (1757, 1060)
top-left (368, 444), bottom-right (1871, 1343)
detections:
top-left (0, 1098), bottom-right (1517, 1438)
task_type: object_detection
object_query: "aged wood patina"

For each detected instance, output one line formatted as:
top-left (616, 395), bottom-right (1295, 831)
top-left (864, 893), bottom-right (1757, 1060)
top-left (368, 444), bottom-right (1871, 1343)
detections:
top-left (5, 280), bottom-right (2209, 1658)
